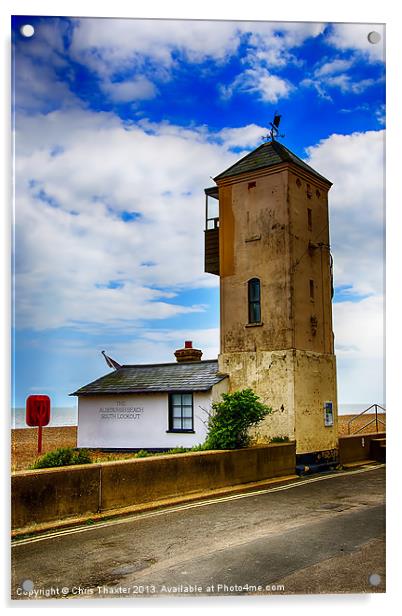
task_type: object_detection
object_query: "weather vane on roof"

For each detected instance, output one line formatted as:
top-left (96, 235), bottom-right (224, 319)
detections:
top-left (266, 112), bottom-right (284, 141)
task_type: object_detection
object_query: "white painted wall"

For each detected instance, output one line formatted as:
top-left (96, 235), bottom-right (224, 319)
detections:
top-left (77, 390), bottom-right (218, 449)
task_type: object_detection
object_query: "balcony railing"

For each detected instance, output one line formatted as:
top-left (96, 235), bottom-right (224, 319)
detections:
top-left (204, 187), bottom-right (219, 276)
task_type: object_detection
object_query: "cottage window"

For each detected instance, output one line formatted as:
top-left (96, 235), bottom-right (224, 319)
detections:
top-left (248, 278), bottom-right (261, 324)
top-left (168, 393), bottom-right (194, 432)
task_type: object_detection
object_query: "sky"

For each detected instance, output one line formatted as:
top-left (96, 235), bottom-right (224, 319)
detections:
top-left (11, 16), bottom-right (385, 408)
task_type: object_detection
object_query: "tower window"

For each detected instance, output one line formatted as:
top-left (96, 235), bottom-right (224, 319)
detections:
top-left (248, 278), bottom-right (261, 324)
top-left (309, 279), bottom-right (315, 300)
top-left (307, 208), bottom-right (312, 231)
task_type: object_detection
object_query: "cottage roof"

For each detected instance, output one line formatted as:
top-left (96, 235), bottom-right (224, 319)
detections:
top-left (214, 139), bottom-right (332, 185)
top-left (71, 359), bottom-right (227, 396)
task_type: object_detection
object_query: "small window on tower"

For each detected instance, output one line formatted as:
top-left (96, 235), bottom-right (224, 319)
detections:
top-left (309, 279), bottom-right (315, 300)
top-left (248, 278), bottom-right (261, 324)
top-left (307, 208), bottom-right (312, 231)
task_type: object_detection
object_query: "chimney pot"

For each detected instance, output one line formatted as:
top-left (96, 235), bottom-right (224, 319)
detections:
top-left (174, 340), bottom-right (202, 363)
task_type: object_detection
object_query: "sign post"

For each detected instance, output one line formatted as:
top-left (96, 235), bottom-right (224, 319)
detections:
top-left (26, 395), bottom-right (51, 454)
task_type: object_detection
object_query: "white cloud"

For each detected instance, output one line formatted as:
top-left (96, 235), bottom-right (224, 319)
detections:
top-left (314, 58), bottom-right (354, 77)
top-left (14, 109), bottom-right (245, 331)
top-left (13, 19), bottom-right (79, 113)
top-left (219, 22), bottom-right (325, 102)
top-left (301, 55), bottom-right (379, 99)
top-left (333, 296), bottom-right (384, 404)
top-left (69, 18), bottom-right (242, 76)
top-left (218, 124), bottom-right (267, 148)
top-left (108, 327), bottom-right (220, 365)
top-left (305, 130), bottom-right (385, 297)
top-left (305, 130), bottom-right (384, 403)
top-left (245, 21), bottom-right (325, 59)
top-left (222, 67), bottom-right (292, 103)
top-left (239, 21), bottom-right (325, 71)
top-left (69, 19), bottom-right (326, 106)
top-left (252, 69), bottom-right (293, 102)
top-left (328, 24), bottom-right (385, 63)
top-left (101, 77), bottom-right (158, 102)
top-left (333, 296), bottom-right (384, 360)
top-left (70, 18), bottom-right (326, 77)
top-left (325, 75), bottom-right (376, 94)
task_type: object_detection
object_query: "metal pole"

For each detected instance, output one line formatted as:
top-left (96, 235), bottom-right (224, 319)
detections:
top-left (38, 425), bottom-right (43, 454)
top-left (375, 404), bottom-right (378, 432)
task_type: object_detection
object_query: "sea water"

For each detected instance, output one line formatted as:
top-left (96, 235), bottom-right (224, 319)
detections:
top-left (11, 407), bottom-right (78, 429)
top-left (11, 402), bottom-right (384, 428)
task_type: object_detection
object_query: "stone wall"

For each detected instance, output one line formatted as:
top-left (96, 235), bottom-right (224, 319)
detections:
top-left (12, 442), bottom-right (296, 531)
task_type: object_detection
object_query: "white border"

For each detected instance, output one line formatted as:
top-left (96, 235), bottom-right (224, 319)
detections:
top-left (2, 1), bottom-right (400, 613)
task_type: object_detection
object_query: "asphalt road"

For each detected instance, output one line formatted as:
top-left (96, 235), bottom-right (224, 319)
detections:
top-left (11, 465), bottom-right (385, 599)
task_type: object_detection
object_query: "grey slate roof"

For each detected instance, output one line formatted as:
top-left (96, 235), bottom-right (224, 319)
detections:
top-left (214, 139), bottom-right (332, 185)
top-left (71, 360), bottom-right (227, 396)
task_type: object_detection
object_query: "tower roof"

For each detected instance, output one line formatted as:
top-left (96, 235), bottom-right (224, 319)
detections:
top-left (214, 139), bottom-right (332, 185)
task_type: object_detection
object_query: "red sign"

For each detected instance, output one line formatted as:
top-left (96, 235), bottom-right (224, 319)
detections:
top-left (26, 395), bottom-right (51, 427)
top-left (26, 395), bottom-right (51, 454)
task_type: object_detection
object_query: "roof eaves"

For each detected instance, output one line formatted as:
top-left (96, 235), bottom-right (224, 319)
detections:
top-left (213, 142), bottom-right (267, 182)
top-left (272, 141), bottom-right (332, 185)
top-left (70, 365), bottom-right (227, 396)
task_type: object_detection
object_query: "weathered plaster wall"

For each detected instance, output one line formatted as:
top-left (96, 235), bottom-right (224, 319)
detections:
top-left (293, 351), bottom-right (338, 454)
top-left (219, 350), bottom-right (296, 443)
top-left (219, 349), bottom-right (338, 453)
top-left (288, 171), bottom-right (334, 354)
top-left (211, 377), bottom-right (229, 403)
top-left (218, 169), bottom-right (293, 354)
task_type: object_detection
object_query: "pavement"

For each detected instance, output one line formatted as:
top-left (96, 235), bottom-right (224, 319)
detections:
top-left (11, 464), bottom-right (385, 599)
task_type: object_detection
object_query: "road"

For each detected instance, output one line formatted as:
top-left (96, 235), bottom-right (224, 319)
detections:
top-left (11, 465), bottom-right (385, 599)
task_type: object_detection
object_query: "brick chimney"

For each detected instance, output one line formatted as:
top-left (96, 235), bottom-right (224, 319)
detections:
top-left (174, 340), bottom-right (203, 363)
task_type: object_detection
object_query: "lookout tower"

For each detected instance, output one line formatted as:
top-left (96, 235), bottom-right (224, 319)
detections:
top-left (204, 124), bottom-right (338, 458)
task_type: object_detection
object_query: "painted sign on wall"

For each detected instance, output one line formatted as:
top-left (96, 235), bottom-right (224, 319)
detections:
top-left (98, 400), bottom-right (144, 421)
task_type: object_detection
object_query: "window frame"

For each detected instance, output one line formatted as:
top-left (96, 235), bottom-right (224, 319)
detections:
top-left (167, 392), bottom-right (194, 433)
top-left (248, 277), bottom-right (261, 324)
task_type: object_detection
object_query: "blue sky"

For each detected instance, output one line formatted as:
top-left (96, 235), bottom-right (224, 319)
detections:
top-left (12, 16), bottom-right (385, 407)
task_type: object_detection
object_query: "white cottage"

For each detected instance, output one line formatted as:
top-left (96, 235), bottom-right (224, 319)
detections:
top-left (71, 342), bottom-right (228, 450)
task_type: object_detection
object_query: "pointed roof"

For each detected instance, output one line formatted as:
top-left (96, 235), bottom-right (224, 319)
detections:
top-left (214, 140), bottom-right (332, 185)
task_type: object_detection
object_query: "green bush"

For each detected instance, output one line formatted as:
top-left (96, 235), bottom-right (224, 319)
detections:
top-left (189, 443), bottom-right (208, 452)
top-left (135, 449), bottom-right (153, 458)
top-left (166, 447), bottom-right (190, 454)
top-left (31, 447), bottom-right (92, 469)
top-left (270, 435), bottom-right (290, 443)
top-left (204, 388), bottom-right (272, 450)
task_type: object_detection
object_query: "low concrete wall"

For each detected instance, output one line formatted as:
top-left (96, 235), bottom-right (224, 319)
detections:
top-left (12, 464), bottom-right (101, 530)
top-left (101, 443), bottom-right (295, 510)
top-left (338, 432), bottom-right (385, 465)
top-left (12, 443), bottom-right (296, 530)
